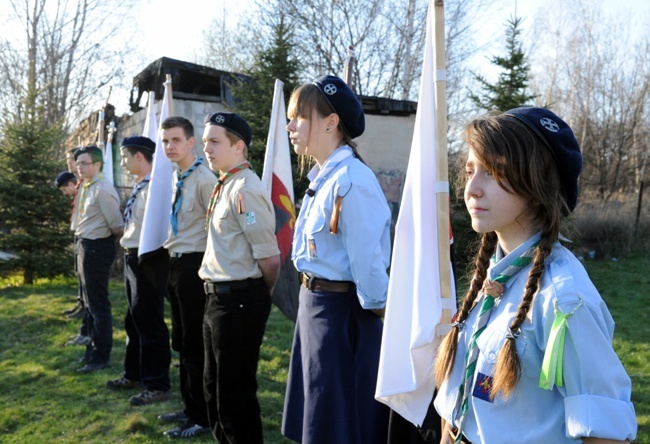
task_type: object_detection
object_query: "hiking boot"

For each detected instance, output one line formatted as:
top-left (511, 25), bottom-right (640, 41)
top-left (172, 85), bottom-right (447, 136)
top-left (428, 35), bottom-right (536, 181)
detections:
top-left (157, 410), bottom-right (189, 423)
top-left (129, 389), bottom-right (171, 406)
top-left (163, 422), bottom-right (210, 439)
top-left (106, 376), bottom-right (141, 390)
top-left (65, 334), bottom-right (91, 346)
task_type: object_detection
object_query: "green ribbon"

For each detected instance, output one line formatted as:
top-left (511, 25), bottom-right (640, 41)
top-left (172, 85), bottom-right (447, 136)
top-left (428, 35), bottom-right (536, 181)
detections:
top-left (539, 294), bottom-right (583, 390)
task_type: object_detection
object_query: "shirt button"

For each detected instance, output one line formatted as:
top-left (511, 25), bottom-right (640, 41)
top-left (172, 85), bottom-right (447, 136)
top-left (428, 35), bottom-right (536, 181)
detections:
top-left (488, 352), bottom-right (496, 360)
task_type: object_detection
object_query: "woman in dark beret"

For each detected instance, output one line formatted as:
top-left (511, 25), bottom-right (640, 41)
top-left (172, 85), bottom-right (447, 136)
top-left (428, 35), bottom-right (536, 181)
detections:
top-left (281, 75), bottom-right (391, 444)
top-left (434, 107), bottom-right (637, 444)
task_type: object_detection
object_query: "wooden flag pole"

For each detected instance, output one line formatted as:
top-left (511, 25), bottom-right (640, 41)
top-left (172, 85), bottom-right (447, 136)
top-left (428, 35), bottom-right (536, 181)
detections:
top-left (434, 0), bottom-right (453, 328)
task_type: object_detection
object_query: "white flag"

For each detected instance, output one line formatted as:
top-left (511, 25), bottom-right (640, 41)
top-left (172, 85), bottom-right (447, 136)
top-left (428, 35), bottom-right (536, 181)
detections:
top-left (139, 82), bottom-right (174, 258)
top-left (103, 137), bottom-right (114, 185)
top-left (142, 91), bottom-right (158, 140)
top-left (375, 0), bottom-right (455, 426)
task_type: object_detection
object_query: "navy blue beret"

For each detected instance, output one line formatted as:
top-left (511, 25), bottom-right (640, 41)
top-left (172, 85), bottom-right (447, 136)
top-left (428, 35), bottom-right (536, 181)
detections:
top-left (505, 107), bottom-right (582, 212)
top-left (204, 112), bottom-right (252, 148)
top-left (54, 171), bottom-right (76, 187)
top-left (313, 75), bottom-right (365, 138)
top-left (120, 136), bottom-right (156, 152)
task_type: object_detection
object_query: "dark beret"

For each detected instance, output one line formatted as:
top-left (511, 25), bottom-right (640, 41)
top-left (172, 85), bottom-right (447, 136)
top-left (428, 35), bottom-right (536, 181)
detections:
top-left (120, 136), bottom-right (156, 152)
top-left (54, 171), bottom-right (76, 188)
top-left (313, 75), bottom-right (365, 138)
top-left (204, 112), bottom-right (252, 148)
top-left (73, 145), bottom-right (102, 160)
top-left (505, 107), bottom-right (583, 213)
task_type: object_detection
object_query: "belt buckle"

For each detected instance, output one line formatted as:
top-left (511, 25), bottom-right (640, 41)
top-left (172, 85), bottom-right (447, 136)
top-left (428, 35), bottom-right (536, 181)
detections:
top-left (302, 273), bottom-right (316, 290)
top-left (203, 282), bottom-right (212, 294)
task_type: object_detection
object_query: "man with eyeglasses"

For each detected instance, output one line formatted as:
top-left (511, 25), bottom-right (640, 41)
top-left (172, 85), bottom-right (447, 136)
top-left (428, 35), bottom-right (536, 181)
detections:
top-left (73, 145), bottom-right (123, 373)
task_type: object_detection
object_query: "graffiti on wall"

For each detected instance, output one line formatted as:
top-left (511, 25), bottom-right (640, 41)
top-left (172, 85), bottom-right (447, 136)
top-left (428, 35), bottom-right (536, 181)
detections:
top-left (375, 169), bottom-right (405, 228)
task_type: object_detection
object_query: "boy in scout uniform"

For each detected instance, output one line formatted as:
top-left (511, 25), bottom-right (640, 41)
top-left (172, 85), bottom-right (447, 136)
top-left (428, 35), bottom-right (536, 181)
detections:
top-left (159, 116), bottom-right (216, 439)
top-left (73, 145), bottom-right (123, 373)
top-left (199, 112), bottom-right (280, 444)
top-left (105, 136), bottom-right (172, 407)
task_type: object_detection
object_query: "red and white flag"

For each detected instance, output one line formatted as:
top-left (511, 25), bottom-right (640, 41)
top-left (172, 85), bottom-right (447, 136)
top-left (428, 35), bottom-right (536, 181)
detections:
top-left (375, 0), bottom-right (456, 426)
top-left (139, 83), bottom-right (174, 259)
top-left (261, 79), bottom-right (299, 322)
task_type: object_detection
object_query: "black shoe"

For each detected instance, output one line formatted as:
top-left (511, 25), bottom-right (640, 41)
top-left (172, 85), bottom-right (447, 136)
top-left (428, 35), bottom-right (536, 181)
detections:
top-left (67, 307), bottom-right (86, 320)
top-left (63, 303), bottom-right (83, 316)
top-left (106, 376), bottom-right (142, 390)
top-left (65, 334), bottom-right (91, 346)
top-left (164, 422), bottom-right (210, 439)
top-left (157, 410), bottom-right (189, 423)
top-left (77, 361), bottom-right (110, 373)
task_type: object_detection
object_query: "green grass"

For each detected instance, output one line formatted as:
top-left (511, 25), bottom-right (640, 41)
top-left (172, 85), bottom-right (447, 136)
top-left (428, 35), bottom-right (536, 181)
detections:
top-left (0, 255), bottom-right (647, 443)
top-left (0, 275), bottom-right (294, 443)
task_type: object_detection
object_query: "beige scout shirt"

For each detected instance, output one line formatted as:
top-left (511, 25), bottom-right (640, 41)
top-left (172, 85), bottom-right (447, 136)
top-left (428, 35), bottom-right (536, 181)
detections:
top-left (199, 168), bottom-right (279, 282)
top-left (70, 179), bottom-right (84, 232)
top-left (119, 180), bottom-right (149, 249)
top-left (163, 162), bottom-right (217, 254)
top-left (75, 175), bottom-right (123, 239)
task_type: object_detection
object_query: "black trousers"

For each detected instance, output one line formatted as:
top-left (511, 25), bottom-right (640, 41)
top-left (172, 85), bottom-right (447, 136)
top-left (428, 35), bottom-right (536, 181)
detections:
top-left (123, 248), bottom-right (171, 391)
top-left (77, 236), bottom-right (116, 364)
top-left (167, 252), bottom-right (209, 426)
top-left (202, 278), bottom-right (271, 444)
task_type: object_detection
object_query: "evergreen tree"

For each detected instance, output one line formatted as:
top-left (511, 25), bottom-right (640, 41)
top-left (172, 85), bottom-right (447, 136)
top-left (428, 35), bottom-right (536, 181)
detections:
top-left (230, 14), bottom-right (303, 193)
top-left (0, 116), bottom-right (73, 284)
top-left (469, 15), bottom-right (536, 112)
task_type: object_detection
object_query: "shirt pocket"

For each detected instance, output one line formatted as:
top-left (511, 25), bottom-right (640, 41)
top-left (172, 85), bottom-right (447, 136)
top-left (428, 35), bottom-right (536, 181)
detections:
top-left (475, 324), bottom-right (528, 402)
top-left (215, 205), bottom-right (229, 232)
top-left (303, 209), bottom-right (329, 260)
top-left (178, 196), bottom-right (196, 228)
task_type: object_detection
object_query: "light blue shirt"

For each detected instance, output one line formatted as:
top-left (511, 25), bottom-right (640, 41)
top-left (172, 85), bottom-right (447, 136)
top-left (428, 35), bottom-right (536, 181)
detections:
top-left (434, 234), bottom-right (637, 443)
top-left (292, 146), bottom-right (391, 309)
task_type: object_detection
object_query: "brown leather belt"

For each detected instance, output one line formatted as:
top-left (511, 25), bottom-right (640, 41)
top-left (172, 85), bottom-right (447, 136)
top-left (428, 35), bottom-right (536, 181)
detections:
top-left (301, 273), bottom-right (355, 293)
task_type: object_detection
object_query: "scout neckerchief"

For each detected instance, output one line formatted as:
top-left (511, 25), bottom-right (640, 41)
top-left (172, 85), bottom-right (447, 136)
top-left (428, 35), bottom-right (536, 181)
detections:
top-left (297, 147), bottom-right (352, 236)
top-left (204, 162), bottom-right (251, 230)
top-left (70, 179), bottom-right (82, 223)
top-left (170, 157), bottom-right (203, 236)
top-left (451, 242), bottom-right (538, 444)
top-left (123, 175), bottom-right (151, 227)
top-left (76, 173), bottom-right (104, 222)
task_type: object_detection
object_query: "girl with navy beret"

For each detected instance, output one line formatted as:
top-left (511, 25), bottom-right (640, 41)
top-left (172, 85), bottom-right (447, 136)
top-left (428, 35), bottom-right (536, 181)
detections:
top-left (281, 75), bottom-right (391, 443)
top-left (434, 108), bottom-right (637, 443)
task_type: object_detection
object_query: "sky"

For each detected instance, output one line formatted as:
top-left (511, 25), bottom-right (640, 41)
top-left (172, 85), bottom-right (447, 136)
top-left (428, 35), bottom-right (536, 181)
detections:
top-left (136, 0), bottom-right (649, 66)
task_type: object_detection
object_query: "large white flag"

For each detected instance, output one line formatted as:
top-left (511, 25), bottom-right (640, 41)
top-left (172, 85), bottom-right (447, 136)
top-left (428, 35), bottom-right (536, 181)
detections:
top-left (261, 79), bottom-right (299, 322)
top-left (375, 0), bottom-right (455, 426)
top-left (139, 82), bottom-right (174, 258)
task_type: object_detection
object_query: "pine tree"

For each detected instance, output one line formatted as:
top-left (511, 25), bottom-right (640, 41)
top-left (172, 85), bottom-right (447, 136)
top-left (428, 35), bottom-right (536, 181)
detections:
top-left (0, 116), bottom-right (73, 284)
top-left (230, 14), bottom-right (302, 193)
top-left (469, 15), bottom-right (536, 112)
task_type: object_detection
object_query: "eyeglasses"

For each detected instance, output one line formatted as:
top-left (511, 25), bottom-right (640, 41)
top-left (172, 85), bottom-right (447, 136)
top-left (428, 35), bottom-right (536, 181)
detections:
top-left (76, 161), bottom-right (97, 167)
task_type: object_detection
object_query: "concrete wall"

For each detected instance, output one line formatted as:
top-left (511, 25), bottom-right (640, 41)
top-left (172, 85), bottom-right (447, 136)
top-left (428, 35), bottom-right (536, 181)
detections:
top-left (357, 113), bottom-right (416, 226)
top-left (113, 97), bottom-right (417, 229)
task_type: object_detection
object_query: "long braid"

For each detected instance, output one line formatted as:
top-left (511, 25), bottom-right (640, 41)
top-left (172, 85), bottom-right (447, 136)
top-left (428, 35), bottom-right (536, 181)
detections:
top-left (436, 232), bottom-right (498, 387)
top-left (491, 226), bottom-right (557, 398)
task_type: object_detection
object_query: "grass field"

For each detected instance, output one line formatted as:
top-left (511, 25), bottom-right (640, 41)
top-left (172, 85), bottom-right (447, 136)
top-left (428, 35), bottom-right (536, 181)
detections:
top-left (0, 255), bottom-right (647, 443)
